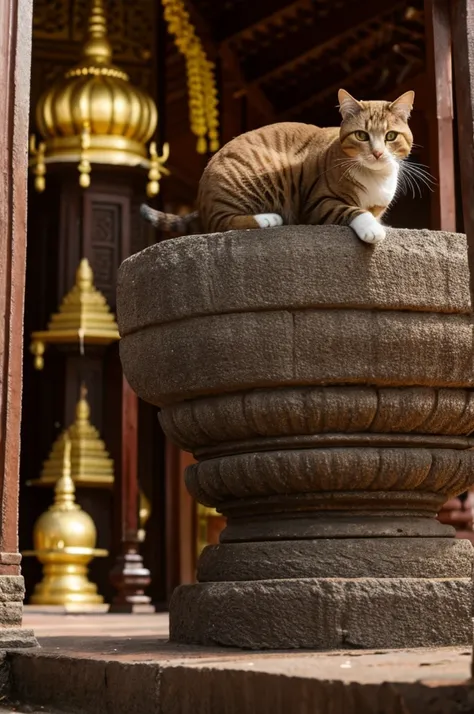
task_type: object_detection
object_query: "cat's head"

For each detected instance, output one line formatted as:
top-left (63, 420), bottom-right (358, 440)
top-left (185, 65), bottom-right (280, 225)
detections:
top-left (337, 89), bottom-right (414, 171)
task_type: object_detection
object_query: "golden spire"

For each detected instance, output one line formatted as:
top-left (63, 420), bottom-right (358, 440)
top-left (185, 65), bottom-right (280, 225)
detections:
top-left (28, 385), bottom-right (114, 488)
top-left (30, 258), bottom-right (119, 369)
top-left (52, 436), bottom-right (78, 511)
top-left (81, 0), bottom-right (112, 63)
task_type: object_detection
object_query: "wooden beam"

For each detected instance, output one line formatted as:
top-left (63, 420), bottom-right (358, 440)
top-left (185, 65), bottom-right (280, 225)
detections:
top-left (219, 43), bottom-right (276, 124)
top-left (220, 0), bottom-right (309, 43)
top-left (276, 40), bottom-right (412, 118)
top-left (424, 0), bottom-right (456, 232)
top-left (281, 49), bottom-right (417, 121)
top-left (182, 0), bottom-right (275, 125)
top-left (241, 0), bottom-right (406, 86)
top-left (380, 73), bottom-right (430, 110)
top-left (452, 0), bottom-right (474, 303)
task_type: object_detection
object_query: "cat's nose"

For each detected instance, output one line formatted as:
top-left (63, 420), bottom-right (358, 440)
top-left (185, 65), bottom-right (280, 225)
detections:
top-left (372, 150), bottom-right (383, 160)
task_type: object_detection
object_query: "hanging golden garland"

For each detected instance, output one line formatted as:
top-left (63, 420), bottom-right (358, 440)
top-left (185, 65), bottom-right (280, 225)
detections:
top-left (162, 0), bottom-right (220, 154)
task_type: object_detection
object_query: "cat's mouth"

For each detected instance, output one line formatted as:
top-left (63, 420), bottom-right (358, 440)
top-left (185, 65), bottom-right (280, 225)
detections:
top-left (361, 155), bottom-right (394, 172)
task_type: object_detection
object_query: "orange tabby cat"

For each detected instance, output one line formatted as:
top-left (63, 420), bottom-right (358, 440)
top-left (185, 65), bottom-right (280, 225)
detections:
top-left (141, 89), bottom-right (415, 245)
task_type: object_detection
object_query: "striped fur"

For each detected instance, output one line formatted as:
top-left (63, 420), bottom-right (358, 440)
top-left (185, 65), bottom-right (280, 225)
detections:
top-left (141, 90), bottom-right (414, 243)
top-left (139, 203), bottom-right (201, 235)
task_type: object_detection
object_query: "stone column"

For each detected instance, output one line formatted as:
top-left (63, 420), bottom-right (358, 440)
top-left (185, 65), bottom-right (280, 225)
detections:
top-left (0, 0), bottom-right (37, 646)
top-left (118, 226), bottom-right (474, 650)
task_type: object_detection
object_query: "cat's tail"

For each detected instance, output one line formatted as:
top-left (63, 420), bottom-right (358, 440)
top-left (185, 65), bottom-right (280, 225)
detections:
top-left (140, 203), bottom-right (201, 235)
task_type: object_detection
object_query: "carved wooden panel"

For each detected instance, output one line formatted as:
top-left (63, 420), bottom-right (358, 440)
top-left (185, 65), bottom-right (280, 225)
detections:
top-left (83, 192), bottom-right (131, 308)
top-left (33, 0), bottom-right (153, 63)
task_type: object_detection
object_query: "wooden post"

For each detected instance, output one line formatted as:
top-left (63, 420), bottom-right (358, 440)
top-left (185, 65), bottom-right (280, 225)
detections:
top-left (424, 0), bottom-right (456, 231)
top-left (0, 0), bottom-right (37, 646)
top-left (164, 443), bottom-right (197, 601)
top-left (451, 0), bottom-right (474, 676)
top-left (109, 376), bottom-right (152, 612)
top-left (452, 0), bottom-right (474, 304)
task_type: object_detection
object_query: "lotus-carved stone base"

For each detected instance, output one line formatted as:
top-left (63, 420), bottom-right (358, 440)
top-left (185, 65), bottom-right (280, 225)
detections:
top-left (117, 226), bottom-right (474, 649)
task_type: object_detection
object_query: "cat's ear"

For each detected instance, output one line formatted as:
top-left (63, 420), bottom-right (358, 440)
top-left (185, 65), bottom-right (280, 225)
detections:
top-left (338, 89), bottom-right (362, 119)
top-left (389, 91), bottom-right (415, 120)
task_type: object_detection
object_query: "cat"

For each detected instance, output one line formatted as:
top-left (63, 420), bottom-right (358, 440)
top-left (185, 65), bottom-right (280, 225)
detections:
top-left (140, 89), bottom-right (415, 245)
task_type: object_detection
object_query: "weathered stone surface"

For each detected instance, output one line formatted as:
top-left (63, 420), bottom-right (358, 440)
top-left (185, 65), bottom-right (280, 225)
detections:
top-left (186, 447), bottom-right (474, 506)
top-left (0, 578), bottom-right (38, 649)
top-left (0, 577), bottom-right (26, 603)
top-left (7, 636), bottom-right (474, 714)
top-left (117, 227), bottom-right (471, 334)
top-left (159, 658), bottom-right (474, 714)
top-left (117, 226), bottom-right (474, 651)
top-left (0, 629), bottom-right (37, 649)
top-left (197, 538), bottom-right (474, 581)
top-left (170, 578), bottom-right (473, 650)
top-left (160, 387), bottom-right (474, 451)
top-left (120, 311), bottom-right (474, 405)
top-left (221, 515), bottom-right (454, 541)
top-left (118, 229), bottom-right (474, 406)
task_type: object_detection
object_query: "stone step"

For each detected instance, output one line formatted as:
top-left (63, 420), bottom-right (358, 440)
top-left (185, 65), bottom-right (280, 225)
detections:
top-left (3, 643), bottom-right (474, 714)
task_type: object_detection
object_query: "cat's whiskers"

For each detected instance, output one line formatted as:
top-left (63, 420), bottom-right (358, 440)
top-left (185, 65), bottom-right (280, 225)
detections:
top-left (399, 160), bottom-right (436, 195)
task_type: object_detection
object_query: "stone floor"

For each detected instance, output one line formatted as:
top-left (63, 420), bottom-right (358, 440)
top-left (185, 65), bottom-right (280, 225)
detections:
top-left (2, 608), bottom-right (473, 713)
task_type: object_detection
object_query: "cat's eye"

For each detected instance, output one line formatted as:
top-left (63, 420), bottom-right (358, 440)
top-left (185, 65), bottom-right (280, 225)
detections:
top-left (354, 131), bottom-right (370, 141)
top-left (385, 131), bottom-right (398, 141)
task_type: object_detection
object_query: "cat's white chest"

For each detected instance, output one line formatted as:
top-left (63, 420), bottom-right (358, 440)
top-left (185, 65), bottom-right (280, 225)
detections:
top-left (356, 165), bottom-right (398, 210)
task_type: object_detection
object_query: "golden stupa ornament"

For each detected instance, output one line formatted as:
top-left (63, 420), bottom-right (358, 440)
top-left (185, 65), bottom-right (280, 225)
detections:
top-left (23, 436), bottom-right (108, 610)
top-left (29, 0), bottom-right (169, 196)
top-left (30, 258), bottom-right (119, 369)
top-left (29, 384), bottom-right (114, 488)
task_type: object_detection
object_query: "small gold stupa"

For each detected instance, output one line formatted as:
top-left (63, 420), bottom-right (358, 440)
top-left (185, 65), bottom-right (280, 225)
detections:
top-left (29, 0), bottom-right (169, 196)
top-left (23, 436), bottom-right (108, 610)
top-left (28, 384), bottom-right (114, 488)
top-left (30, 258), bottom-right (119, 369)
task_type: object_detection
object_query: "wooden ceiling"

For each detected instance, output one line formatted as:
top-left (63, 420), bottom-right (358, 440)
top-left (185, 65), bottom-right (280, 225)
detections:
top-left (188, 0), bottom-right (425, 126)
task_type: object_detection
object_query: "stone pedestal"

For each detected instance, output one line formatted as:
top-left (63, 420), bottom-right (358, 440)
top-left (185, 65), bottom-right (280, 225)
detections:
top-left (118, 225), bottom-right (474, 650)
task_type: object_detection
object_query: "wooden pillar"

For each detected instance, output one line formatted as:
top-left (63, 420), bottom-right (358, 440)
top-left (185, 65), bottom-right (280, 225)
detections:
top-left (109, 375), bottom-right (152, 612)
top-left (0, 0), bottom-right (37, 646)
top-left (164, 444), bottom-right (197, 601)
top-left (451, 0), bottom-right (474, 676)
top-left (424, 0), bottom-right (456, 231)
top-left (452, 0), bottom-right (474, 302)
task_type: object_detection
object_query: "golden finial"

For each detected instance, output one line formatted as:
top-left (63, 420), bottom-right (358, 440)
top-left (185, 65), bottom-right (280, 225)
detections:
top-left (77, 259), bottom-right (94, 291)
top-left (29, 136), bottom-right (47, 192)
top-left (146, 141), bottom-right (170, 197)
top-left (78, 122), bottom-right (91, 188)
top-left (77, 383), bottom-right (90, 424)
top-left (82, 0), bottom-right (112, 63)
top-left (30, 340), bottom-right (45, 370)
top-left (52, 436), bottom-right (77, 511)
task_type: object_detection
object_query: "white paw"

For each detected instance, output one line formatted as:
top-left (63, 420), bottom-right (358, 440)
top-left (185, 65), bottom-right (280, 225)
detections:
top-left (254, 213), bottom-right (283, 228)
top-left (350, 213), bottom-right (386, 245)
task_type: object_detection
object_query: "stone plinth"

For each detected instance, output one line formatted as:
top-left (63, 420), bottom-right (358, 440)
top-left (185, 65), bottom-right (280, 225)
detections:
top-left (117, 226), bottom-right (474, 650)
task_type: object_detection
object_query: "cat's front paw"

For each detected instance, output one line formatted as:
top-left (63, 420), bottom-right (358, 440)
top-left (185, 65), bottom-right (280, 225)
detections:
top-left (254, 213), bottom-right (283, 228)
top-left (350, 213), bottom-right (386, 245)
